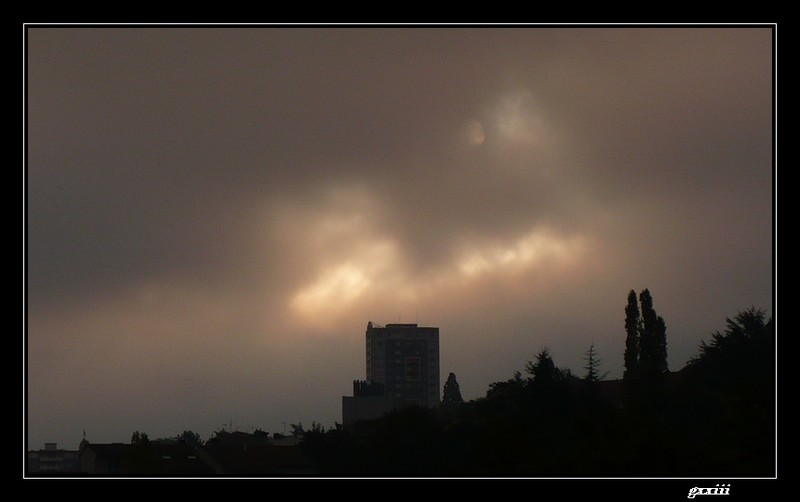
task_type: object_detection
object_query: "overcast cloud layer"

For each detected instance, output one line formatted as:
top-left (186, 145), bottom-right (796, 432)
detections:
top-left (26, 27), bottom-right (773, 450)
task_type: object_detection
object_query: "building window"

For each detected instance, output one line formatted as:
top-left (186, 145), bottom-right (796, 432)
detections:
top-left (405, 356), bottom-right (421, 381)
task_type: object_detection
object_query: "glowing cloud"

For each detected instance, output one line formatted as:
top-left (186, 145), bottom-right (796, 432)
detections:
top-left (290, 221), bottom-right (587, 326)
top-left (457, 228), bottom-right (585, 278)
top-left (291, 262), bottom-right (370, 311)
top-left (289, 236), bottom-right (409, 321)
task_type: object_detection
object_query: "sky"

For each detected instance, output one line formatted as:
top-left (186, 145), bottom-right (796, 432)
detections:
top-left (25, 26), bottom-right (774, 451)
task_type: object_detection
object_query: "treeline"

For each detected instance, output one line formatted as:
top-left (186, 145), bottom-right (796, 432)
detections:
top-left (301, 293), bottom-right (775, 477)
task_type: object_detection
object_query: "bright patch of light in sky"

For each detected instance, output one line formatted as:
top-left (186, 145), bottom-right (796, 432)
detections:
top-left (291, 239), bottom-right (402, 318)
top-left (457, 228), bottom-right (585, 277)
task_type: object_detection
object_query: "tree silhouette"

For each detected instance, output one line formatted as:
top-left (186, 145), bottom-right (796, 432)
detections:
top-left (623, 289), bottom-right (640, 381)
top-left (583, 342), bottom-right (608, 382)
top-left (638, 289), bottom-right (656, 378)
top-left (290, 422), bottom-right (305, 438)
top-left (688, 307), bottom-right (774, 387)
top-left (131, 431), bottom-right (149, 445)
top-left (486, 371), bottom-right (525, 399)
top-left (638, 289), bottom-right (668, 380)
top-left (681, 307), bottom-right (775, 476)
top-left (655, 315), bottom-right (668, 374)
top-left (301, 304), bottom-right (773, 476)
top-left (177, 430), bottom-right (203, 447)
top-left (442, 372), bottom-right (464, 405)
top-left (526, 347), bottom-right (558, 386)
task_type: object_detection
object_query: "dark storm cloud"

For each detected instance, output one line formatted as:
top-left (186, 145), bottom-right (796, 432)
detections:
top-left (26, 26), bottom-right (773, 450)
top-left (27, 28), bottom-right (502, 304)
top-left (529, 29), bottom-right (773, 197)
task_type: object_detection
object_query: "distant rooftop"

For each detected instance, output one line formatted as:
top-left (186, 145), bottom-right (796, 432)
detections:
top-left (368, 321), bottom-right (431, 329)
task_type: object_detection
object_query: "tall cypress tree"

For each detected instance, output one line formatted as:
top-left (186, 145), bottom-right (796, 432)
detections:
top-left (638, 289), bottom-right (657, 379)
top-left (638, 289), bottom-right (668, 380)
top-left (655, 315), bottom-right (668, 374)
top-left (623, 290), bottom-right (640, 381)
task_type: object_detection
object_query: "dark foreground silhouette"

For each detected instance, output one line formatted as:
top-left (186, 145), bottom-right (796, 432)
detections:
top-left (41, 306), bottom-right (772, 477)
top-left (301, 307), bottom-right (774, 477)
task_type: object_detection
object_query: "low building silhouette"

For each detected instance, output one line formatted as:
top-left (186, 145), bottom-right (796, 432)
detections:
top-left (342, 380), bottom-right (399, 425)
top-left (78, 440), bottom-right (215, 476)
top-left (26, 443), bottom-right (81, 475)
top-left (76, 432), bottom-right (316, 476)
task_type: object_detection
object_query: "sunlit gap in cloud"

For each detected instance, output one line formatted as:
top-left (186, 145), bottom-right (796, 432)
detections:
top-left (289, 224), bottom-right (588, 329)
top-left (288, 89), bottom-right (573, 330)
top-left (457, 228), bottom-right (586, 279)
top-left (290, 239), bottom-right (412, 320)
top-left (280, 184), bottom-right (414, 328)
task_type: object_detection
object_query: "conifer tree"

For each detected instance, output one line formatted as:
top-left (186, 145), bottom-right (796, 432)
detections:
top-left (638, 289), bottom-right (656, 378)
top-left (624, 290), bottom-right (640, 381)
top-left (526, 347), bottom-right (558, 385)
top-left (583, 342), bottom-right (607, 382)
top-left (638, 289), bottom-right (668, 380)
top-left (442, 372), bottom-right (464, 405)
top-left (655, 315), bottom-right (669, 374)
